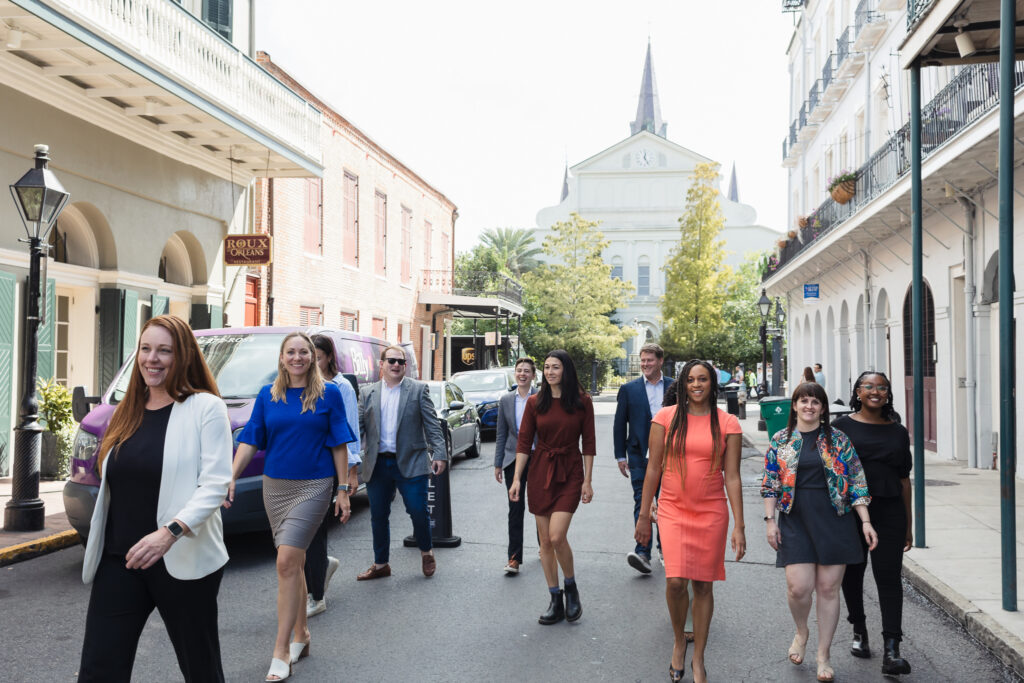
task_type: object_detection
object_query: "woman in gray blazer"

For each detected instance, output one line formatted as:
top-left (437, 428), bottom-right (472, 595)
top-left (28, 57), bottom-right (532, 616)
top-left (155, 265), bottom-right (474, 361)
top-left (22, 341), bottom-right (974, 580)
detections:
top-left (494, 358), bottom-right (537, 574)
top-left (79, 315), bottom-right (232, 683)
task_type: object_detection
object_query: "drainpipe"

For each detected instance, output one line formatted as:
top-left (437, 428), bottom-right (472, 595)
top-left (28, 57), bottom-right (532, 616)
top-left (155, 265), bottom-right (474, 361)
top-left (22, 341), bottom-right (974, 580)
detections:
top-left (864, 60), bottom-right (872, 164)
top-left (267, 178), bottom-right (275, 326)
top-left (910, 62), bottom-right (925, 549)
top-left (958, 196), bottom-right (979, 469)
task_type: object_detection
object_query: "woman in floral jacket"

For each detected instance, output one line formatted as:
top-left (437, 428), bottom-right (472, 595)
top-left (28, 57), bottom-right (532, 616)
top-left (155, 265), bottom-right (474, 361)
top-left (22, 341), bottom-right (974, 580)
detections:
top-left (761, 382), bottom-right (877, 683)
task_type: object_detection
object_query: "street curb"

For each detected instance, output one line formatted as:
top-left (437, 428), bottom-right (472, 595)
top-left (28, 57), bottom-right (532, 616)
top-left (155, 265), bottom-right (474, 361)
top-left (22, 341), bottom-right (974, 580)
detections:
top-left (0, 529), bottom-right (80, 568)
top-left (903, 556), bottom-right (1024, 678)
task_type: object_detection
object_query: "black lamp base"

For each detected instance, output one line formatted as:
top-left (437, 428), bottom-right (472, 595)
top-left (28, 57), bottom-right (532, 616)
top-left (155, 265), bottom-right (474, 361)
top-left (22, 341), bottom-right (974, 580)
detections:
top-left (4, 498), bottom-right (45, 531)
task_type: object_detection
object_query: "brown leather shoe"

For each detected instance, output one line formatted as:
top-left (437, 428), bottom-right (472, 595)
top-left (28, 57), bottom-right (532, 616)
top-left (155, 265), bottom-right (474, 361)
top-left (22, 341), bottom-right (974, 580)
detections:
top-left (422, 553), bottom-right (436, 577)
top-left (356, 563), bottom-right (391, 581)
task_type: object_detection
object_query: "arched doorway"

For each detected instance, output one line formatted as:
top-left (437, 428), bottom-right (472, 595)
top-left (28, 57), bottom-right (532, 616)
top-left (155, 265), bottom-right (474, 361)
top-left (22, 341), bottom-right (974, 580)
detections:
top-left (903, 282), bottom-right (937, 451)
top-left (874, 288), bottom-right (890, 375)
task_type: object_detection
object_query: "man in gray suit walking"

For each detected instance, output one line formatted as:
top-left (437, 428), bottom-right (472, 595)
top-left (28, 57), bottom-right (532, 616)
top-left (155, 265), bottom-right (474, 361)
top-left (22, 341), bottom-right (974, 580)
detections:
top-left (493, 358), bottom-right (537, 575)
top-left (357, 345), bottom-right (447, 580)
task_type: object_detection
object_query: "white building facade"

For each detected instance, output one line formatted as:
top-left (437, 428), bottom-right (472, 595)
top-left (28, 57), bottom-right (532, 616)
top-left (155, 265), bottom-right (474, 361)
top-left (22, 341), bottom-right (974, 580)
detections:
top-left (767, 0), bottom-right (1023, 472)
top-left (535, 44), bottom-right (780, 352)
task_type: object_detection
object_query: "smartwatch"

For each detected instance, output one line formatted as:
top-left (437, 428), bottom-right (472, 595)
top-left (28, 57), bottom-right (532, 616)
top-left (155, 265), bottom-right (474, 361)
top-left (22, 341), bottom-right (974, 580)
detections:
top-left (164, 521), bottom-right (185, 538)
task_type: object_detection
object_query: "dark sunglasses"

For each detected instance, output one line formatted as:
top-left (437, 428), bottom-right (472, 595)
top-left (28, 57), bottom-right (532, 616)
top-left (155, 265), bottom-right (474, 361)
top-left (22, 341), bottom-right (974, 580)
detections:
top-left (385, 358), bottom-right (406, 366)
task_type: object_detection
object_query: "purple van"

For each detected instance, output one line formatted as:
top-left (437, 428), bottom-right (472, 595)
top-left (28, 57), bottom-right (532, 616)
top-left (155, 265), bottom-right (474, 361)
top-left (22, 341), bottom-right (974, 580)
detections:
top-left (63, 326), bottom-right (418, 539)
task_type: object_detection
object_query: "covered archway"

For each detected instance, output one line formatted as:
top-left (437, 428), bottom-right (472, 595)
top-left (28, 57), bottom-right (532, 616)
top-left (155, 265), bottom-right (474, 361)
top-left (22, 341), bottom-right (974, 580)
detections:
top-left (903, 282), bottom-right (937, 451)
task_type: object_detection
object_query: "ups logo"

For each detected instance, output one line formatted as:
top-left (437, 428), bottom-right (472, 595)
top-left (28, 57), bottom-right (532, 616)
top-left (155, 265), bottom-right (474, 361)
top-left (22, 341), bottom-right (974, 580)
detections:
top-left (461, 347), bottom-right (475, 365)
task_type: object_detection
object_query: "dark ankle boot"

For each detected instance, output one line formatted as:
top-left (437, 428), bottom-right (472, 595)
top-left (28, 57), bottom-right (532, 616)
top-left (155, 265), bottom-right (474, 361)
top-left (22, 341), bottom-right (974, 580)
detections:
top-left (851, 630), bottom-right (871, 658)
top-left (882, 638), bottom-right (911, 675)
top-left (564, 582), bottom-right (582, 622)
top-left (538, 590), bottom-right (565, 625)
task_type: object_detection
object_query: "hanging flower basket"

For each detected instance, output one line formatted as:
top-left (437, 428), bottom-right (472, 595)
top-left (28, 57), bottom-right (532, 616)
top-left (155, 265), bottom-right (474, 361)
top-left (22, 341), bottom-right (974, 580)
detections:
top-left (830, 179), bottom-right (856, 204)
top-left (777, 238), bottom-right (789, 249)
top-left (797, 216), bottom-right (809, 229)
top-left (787, 229), bottom-right (798, 239)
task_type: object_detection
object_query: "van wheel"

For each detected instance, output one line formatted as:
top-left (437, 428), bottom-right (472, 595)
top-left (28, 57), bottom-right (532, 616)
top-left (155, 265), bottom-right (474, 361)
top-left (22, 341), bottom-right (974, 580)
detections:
top-left (465, 423), bottom-right (482, 459)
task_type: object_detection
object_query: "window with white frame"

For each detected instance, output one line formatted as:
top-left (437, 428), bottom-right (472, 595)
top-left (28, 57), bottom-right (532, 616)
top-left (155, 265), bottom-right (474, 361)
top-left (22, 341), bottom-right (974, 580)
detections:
top-left (637, 257), bottom-right (650, 297)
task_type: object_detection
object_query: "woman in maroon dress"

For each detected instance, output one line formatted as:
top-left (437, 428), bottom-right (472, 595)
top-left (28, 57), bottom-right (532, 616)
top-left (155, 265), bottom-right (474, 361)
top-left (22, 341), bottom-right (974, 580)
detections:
top-left (509, 350), bottom-right (596, 625)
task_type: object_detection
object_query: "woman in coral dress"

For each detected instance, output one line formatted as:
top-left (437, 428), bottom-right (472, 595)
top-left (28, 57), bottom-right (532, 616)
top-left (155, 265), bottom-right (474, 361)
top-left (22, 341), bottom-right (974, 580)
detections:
top-left (635, 360), bottom-right (745, 683)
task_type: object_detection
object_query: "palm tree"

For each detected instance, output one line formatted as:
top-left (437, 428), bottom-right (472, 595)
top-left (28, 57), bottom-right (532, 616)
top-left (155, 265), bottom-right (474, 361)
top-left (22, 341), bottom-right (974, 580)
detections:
top-left (480, 227), bottom-right (542, 276)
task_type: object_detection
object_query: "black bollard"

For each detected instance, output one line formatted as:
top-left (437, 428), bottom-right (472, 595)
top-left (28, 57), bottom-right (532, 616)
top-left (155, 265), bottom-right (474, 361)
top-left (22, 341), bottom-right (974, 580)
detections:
top-left (404, 465), bottom-right (461, 548)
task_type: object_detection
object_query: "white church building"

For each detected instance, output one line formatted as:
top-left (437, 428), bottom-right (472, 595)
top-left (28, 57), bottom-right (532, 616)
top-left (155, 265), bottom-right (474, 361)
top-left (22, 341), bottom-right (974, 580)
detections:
top-left (535, 43), bottom-right (781, 352)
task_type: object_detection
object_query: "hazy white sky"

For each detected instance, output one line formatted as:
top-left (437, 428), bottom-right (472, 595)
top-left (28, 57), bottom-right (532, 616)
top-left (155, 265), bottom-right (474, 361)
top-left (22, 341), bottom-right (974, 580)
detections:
top-left (256, 1), bottom-right (796, 251)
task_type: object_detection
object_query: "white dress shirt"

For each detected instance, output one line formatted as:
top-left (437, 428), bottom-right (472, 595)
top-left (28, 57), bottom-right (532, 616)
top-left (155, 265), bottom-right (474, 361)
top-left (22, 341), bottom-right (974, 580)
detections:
top-left (644, 374), bottom-right (665, 417)
top-left (379, 382), bottom-right (402, 453)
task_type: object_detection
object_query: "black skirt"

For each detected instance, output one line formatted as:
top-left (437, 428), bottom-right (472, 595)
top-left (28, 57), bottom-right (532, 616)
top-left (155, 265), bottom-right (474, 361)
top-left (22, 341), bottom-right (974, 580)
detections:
top-left (776, 485), bottom-right (864, 567)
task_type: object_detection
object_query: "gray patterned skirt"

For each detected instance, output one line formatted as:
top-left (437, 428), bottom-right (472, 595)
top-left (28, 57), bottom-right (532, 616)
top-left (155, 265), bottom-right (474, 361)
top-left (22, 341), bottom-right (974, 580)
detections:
top-left (262, 475), bottom-right (332, 549)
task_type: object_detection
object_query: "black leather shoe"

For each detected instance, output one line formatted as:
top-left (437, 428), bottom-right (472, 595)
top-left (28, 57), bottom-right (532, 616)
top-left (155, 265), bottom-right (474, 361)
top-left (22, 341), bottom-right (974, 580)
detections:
top-left (851, 631), bottom-right (871, 659)
top-left (882, 638), bottom-right (911, 675)
top-left (564, 582), bottom-right (582, 622)
top-left (538, 590), bottom-right (565, 625)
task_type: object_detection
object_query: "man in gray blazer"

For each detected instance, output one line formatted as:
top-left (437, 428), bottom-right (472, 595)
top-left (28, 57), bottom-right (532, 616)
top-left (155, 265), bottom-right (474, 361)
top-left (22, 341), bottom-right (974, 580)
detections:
top-left (493, 358), bottom-right (537, 574)
top-left (357, 345), bottom-right (447, 580)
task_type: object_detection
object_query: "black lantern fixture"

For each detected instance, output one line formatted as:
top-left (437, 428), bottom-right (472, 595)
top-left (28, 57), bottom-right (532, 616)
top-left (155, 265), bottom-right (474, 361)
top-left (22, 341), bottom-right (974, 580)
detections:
top-left (757, 289), bottom-right (772, 403)
top-left (757, 289), bottom-right (772, 320)
top-left (4, 145), bottom-right (70, 532)
top-left (774, 297), bottom-right (786, 328)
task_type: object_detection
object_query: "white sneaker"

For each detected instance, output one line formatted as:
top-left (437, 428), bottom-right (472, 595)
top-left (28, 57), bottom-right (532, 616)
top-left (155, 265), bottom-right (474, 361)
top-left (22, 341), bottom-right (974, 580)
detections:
top-left (306, 594), bottom-right (326, 617)
top-left (627, 551), bottom-right (652, 574)
top-left (324, 556), bottom-right (340, 594)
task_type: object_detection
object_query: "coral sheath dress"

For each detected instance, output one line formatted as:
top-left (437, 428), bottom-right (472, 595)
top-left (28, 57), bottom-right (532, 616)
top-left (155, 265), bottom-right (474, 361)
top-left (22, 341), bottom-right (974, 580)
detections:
top-left (516, 394), bottom-right (596, 516)
top-left (653, 406), bottom-right (742, 581)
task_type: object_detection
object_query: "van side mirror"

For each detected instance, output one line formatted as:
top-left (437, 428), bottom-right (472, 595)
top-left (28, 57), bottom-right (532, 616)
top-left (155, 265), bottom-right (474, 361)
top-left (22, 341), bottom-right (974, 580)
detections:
top-left (72, 386), bottom-right (99, 423)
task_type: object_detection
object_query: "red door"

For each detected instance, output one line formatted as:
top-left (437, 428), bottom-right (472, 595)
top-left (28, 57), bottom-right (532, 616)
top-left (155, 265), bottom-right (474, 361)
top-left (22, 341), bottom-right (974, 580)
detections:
top-left (244, 275), bottom-right (260, 326)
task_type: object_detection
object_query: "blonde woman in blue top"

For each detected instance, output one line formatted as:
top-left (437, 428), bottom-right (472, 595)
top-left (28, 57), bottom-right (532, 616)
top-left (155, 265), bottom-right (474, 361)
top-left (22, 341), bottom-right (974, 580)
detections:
top-left (226, 332), bottom-right (355, 682)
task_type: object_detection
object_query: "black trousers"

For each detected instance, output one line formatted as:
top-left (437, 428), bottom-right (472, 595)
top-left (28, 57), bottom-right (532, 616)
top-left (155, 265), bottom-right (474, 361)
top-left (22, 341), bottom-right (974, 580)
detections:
top-left (842, 495), bottom-right (907, 641)
top-left (79, 554), bottom-right (225, 683)
top-left (304, 503), bottom-right (334, 600)
top-left (503, 460), bottom-right (528, 563)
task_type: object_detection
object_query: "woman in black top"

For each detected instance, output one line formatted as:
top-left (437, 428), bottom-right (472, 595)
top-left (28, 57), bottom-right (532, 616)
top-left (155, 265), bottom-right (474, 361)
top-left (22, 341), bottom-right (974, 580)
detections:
top-left (833, 371), bottom-right (913, 676)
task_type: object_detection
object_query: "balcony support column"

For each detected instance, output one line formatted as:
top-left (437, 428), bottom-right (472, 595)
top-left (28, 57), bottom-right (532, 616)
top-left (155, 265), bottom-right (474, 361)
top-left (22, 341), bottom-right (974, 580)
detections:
top-left (910, 62), bottom-right (926, 550)
top-left (998, 0), bottom-right (1017, 613)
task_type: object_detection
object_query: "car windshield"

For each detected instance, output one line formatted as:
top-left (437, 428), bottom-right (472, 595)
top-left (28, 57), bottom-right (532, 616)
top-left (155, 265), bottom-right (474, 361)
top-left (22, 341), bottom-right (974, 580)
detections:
top-left (452, 373), bottom-right (507, 391)
top-left (428, 384), bottom-right (443, 407)
top-left (109, 333), bottom-right (287, 403)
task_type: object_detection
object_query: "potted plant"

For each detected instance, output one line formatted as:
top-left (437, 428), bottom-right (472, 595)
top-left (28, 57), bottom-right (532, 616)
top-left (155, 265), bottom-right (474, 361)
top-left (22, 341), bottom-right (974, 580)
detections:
top-left (777, 237), bottom-right (789, 249)
top-left (797, 215), bottom-right (809, 229)
top-left (787, 229), bottom-right (798, 239)
top-left (827, 170), bottom-right (857, 204)
top-left (37, 377), bottom-right (76, 480)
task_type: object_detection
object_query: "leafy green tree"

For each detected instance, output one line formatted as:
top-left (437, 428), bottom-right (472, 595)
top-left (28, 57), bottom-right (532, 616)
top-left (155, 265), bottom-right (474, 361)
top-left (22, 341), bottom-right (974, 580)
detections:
top-left (661, 162), bottom-right (734, 359)
top-left (522, 213), bottom-right (634, 370)
top-left (480, 227), bottom-right (542, 276)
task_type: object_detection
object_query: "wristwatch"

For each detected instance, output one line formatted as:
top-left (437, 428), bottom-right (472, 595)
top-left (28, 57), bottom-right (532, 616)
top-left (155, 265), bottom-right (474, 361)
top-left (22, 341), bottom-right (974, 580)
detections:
top-left (337, 484), bottom-right (351, 492)
top-left (164, 521), bottom-right (184, 538)
top-left (763, 515), bottom-right (775, 522)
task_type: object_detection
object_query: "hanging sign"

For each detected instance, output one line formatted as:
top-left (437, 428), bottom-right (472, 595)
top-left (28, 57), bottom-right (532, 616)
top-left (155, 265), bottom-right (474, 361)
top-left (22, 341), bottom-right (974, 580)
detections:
top-left (224, 234), bottom-right (272, 266)
top-left (484, 331), bottom-right (502, 347)
top-left (803, 284), bottom-right (820, 302)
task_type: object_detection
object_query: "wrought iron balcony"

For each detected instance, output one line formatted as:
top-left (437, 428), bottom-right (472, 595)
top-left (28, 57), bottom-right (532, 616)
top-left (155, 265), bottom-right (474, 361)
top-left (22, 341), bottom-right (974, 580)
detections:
top-left (821, 54), bottom-right (835, 93)
top-left (907, 0), bottom-right (938, 29)
top-left (422, 269), bottom-right (523, 306)
top-left (836, 26), bottom-right (853, 66)
top-left (765, 61), bottom-right (1024, 281)
top-left (799, 102), bottom-right (808, 128)
top-left (782, 0), bottom-right (805, 11)
top-left (807, 82), bottom-right (820, 115)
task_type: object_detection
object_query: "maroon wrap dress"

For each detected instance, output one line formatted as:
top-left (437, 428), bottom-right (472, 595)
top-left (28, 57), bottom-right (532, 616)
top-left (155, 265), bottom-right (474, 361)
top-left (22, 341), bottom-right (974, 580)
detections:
top-left (516, 393), bottom-right (596, 516)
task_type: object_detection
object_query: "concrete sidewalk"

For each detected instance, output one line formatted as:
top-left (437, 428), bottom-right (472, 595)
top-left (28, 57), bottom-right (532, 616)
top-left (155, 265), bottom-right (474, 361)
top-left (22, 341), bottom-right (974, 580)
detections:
top-left (0, 478), bottom-right (80, 566)
top-left (737, 403), bottom-right (1024, 678)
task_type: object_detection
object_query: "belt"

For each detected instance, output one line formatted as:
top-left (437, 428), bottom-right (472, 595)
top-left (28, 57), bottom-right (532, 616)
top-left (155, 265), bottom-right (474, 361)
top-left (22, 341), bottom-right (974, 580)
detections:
top-left (378, 451), bottom-right (396, 459)
top-left (534, 440), bottom-right (577, 490)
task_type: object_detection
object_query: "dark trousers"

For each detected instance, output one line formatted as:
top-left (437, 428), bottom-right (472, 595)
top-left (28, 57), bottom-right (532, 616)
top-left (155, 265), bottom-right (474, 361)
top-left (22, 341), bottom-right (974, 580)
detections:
top-left (303, 504), bottom-right (333, 600)
top-left (79, 554), bottom-right (225, 683)
top-left (628, 451), bottom-right (660, 556)
top-left (502, 460), bottom-right (528, 563)
top-left (366, 456), bottom-right (431, 563)
top-left (842, 495), bottom-right (907, 641)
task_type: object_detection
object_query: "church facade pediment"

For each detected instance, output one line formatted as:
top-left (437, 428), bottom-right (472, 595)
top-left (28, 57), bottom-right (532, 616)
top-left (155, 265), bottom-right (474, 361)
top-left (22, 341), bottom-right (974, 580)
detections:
top-left (571, 131), bottom-right (715, 176)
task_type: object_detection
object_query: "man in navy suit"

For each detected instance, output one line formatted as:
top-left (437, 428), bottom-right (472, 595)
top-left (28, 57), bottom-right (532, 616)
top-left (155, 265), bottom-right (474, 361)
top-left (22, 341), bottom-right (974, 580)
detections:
top-left (614, 342), bottom-right (673, 574)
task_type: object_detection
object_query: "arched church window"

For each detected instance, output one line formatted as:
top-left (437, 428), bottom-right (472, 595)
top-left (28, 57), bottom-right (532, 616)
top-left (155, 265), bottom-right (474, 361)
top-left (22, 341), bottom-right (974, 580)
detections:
top-left (610, 256), bottom-right (623, 281)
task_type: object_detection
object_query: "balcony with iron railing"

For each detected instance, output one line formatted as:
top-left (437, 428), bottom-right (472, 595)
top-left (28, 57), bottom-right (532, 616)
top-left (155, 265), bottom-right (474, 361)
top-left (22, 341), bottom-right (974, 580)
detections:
top-left (765, 61), bottom-right (1024, 281)
top-left (854, 0), bottom-right (889, 51)
top-left (821, 54), bottom-right (835, 94)
top-left (782, 0), bottom-right (806, 11)
top-left (907, 0), bottom-right (938, 29)
top-left (421, 270), bottom-right (524, 306)
top-left (44, 0), bottom-right (321, 162)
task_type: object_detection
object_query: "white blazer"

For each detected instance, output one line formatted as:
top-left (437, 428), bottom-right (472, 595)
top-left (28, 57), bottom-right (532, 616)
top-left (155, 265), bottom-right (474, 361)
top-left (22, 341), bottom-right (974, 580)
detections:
top-left (82, 392), bottom-right (233, 583)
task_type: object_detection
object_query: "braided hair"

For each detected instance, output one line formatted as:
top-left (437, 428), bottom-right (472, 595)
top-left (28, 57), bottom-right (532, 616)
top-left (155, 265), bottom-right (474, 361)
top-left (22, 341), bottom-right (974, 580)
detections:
top-left (849, 370), bottom-right (901, 423)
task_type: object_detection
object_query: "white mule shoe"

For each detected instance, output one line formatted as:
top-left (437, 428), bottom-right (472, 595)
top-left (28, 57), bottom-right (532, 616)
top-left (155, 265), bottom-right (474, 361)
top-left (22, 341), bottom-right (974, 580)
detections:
top-left (289, 640), bottom-right (310, 664)
top-left (265, 657), bottom-right (291, 681)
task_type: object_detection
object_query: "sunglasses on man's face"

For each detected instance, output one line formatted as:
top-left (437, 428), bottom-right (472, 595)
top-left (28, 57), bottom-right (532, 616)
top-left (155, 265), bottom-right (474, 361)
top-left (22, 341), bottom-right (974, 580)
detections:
top-left (385, 357), bottom-right (406, 366)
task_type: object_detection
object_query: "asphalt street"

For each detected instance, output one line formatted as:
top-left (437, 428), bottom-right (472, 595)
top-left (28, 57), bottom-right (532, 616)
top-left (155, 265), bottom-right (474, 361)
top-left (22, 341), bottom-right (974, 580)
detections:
top-left (1, 403), bottom-right (1019, 682)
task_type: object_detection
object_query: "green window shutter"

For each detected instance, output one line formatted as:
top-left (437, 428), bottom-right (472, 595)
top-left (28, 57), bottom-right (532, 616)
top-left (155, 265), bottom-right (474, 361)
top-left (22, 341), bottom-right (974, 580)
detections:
top-left (190, 303), bottom-right (211, 330)
top-left (36, 277), bottom-right (56, 382)
top-left (0, 271), bottom-right (15, 476)
top-left (98, 289), bottom-right (124, 389)
top-left (210, 304), bottom-right (223, 328)
top-left (122, 289), bottom-right (138, 363)
top-left (151, 295), bottom-right (169, 318)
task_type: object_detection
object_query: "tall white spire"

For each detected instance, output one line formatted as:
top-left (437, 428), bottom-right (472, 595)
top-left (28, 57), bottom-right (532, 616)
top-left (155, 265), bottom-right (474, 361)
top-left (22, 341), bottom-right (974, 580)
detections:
top-left (630, 40), bottom-right (667, 138)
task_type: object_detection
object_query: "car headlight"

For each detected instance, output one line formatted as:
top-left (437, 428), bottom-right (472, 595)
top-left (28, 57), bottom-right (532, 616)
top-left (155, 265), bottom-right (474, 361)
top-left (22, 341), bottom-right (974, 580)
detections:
top-left (480, 401), bottom-right (498, 411)
top-left (72, 427), bottom-right (99, 473)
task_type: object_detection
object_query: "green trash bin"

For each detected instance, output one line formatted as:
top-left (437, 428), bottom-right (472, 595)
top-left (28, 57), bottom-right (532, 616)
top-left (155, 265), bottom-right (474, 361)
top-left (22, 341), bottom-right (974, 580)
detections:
top-left (759, 396), bottom-right (791, 437)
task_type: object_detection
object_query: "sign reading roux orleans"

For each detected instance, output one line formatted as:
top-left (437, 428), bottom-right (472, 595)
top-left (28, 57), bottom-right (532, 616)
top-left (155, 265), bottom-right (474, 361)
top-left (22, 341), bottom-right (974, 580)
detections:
top-left (224, 234), bottom-right (272, 266)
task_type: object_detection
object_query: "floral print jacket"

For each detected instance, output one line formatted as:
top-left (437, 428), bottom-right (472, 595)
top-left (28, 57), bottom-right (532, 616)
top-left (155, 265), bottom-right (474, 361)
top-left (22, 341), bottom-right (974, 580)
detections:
top-left (760, 427), bottom-right (871, 516)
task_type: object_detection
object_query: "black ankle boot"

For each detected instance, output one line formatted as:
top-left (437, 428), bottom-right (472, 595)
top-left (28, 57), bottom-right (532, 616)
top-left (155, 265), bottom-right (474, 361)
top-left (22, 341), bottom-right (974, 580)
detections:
top-left (882, 638), bottom-right (911, 675)
top-left (564, 582), bottom-right (582, 622)
top-left (538, 590), bottom-right (565, 625)
top-left (850, 631), bottom-right (871, 658)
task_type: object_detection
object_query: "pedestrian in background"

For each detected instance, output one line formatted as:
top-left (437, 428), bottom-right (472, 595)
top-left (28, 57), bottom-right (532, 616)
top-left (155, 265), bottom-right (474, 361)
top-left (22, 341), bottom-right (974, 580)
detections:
top-left (509, 349), bottom-right (596, 625)
top-left (356, 345), bottom-right (448, 581)
top-left (801, 366), bottom-right (816, 384)
top-left (227, 331), bottom-right (356, 682)
top-left (613, 342), bottom-right (672, 574)
top-left (494, 357), bottom-right (538, 574)
top-left (79, 315), bottom-right (232, 683)
top-left (303, 334), bottom-right (362, 617)
top-left (813, 363), bottom-right (827, 392)
top-left (834, 371), bottom-right (913, 676)
top-left (761, 381), bottom-right (877, 683)
top-left (635, 360), bottom-right (745, 683)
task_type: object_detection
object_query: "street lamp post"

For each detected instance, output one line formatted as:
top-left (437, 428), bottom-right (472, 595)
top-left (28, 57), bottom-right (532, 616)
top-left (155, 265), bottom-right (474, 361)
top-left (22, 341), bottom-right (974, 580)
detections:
top-left (771, 298), bottom-right (786, 396)
top-left (757, 289), bottom-right (772, 396)
top-left (4, 145), bottom-right (70, 532)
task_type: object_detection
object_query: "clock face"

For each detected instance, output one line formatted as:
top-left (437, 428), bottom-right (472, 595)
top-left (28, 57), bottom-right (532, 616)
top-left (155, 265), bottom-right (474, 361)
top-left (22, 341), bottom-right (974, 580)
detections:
top-left (634, 149), bottom-right (654, 168)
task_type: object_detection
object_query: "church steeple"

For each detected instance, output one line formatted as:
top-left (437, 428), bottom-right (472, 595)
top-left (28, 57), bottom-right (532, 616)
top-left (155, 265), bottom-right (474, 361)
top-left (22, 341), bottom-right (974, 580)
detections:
top-left (560, 164), bottom-right (569, 202)
top-left (630, 40), bottom-right (667, 138)
top-left (727, 163), bottom-right (739, 202)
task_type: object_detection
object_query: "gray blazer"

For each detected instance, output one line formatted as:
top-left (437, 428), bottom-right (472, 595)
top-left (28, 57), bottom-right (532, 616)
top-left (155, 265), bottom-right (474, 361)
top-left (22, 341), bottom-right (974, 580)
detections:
top-left (494, 387), bottom-right (536, 469)
top-left (359, 377), bottom-right (447, 480)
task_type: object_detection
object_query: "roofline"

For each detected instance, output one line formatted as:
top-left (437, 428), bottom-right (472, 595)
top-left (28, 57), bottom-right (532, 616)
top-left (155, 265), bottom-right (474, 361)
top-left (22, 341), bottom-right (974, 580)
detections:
top-left (569, 130), bottom-right (716, 171)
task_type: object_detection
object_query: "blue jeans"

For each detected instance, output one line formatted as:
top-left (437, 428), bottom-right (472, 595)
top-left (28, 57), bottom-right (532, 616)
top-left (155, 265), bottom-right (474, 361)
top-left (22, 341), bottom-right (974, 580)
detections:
top-left (366, 456), bottom-right (432, 564)
top-left (628, 452), bottom-right (660, 557)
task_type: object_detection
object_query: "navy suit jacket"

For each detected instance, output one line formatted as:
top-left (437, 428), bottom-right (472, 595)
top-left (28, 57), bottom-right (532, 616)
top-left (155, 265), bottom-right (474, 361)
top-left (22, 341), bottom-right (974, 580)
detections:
top-left (613, 375), bottom-right (674, 461)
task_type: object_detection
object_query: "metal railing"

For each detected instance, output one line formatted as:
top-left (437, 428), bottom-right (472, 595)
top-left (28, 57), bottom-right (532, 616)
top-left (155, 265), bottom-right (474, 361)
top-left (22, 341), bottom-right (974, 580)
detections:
top-left (836, 26), bottom-right (853, 66)
top-left (790, 120), bottom-right (799, 145)
top-left (782, 0), bottom-right (806, 11)
top-left (808, 82), bottom-right (820, 116)
top-left (47, 0), bottom-right (321, 161)
top-left (907, 0), bottom-right (938, 29)
top-left (821, 54), bottom-right (835, 92)
top-left (423, 269), bottom-right (524, 305)
top-left (799, 101), bottom-right (808, 128)
top-left (855, 0), bottom-right (882, 38)
top-left (782, 137), bottom-right (788, 163)
top-left (766, 61), bottom-right (1024, 280)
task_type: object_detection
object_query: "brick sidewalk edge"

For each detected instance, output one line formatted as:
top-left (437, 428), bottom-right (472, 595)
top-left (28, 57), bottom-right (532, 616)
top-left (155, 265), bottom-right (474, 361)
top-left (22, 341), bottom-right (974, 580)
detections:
top-left (0, 529), bottom-right (80, 568)
top-left (903, 556), bottom-right (1024, 678)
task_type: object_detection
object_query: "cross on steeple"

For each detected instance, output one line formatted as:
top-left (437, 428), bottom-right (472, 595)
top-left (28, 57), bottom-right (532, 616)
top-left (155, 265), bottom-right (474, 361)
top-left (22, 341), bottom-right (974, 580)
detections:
top-left (630, 40), bottom-right (667, 138)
